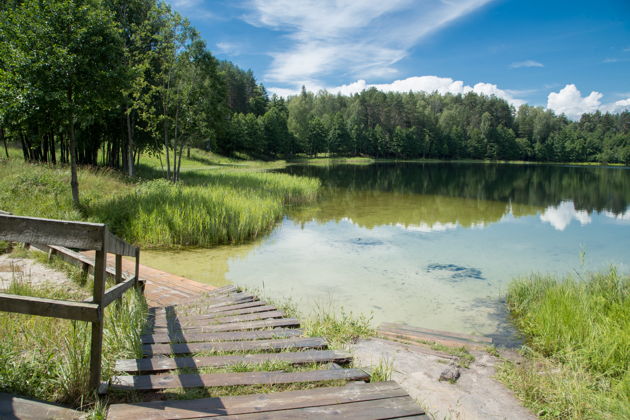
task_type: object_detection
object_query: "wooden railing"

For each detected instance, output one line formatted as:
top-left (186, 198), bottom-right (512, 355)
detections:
top-left (0, 212), bottom-right (143, 391)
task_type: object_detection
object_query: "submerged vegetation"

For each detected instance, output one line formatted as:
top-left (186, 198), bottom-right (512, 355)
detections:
top-left (0, 248), bottom-right (147, 408)
top-left (498, 269), bottom-right (630, 419)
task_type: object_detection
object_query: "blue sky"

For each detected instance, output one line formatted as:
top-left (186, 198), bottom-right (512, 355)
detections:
top-left (167, 0), bottom-right (630, 118)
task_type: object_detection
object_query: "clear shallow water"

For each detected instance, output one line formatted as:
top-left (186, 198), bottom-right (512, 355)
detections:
top-left (144, 163), bottom-right (630, 343)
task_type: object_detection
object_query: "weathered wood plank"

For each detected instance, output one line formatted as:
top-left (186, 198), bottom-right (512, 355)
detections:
top-left (174, 305), bottom-right (278, 321)
top-left (143, 337), bottom-right (327, 356)
top-left (0, 214), bottom-right (105, 250)
top-left (154, 311), bottom-right (285, 328)
top-left (148, 318), bottom-right (300, 334)
top-left (0, 293), bottom-right (100, 322)
top-left (116, 349), bottom-right (352, 373)
top-left (107, 381), bottom-right (407, 420)
top-left (102, 277), bottom-right (137, 307)
top-left (158, 293), bottom-right (259, 312)
top-left (109, 368), bottom-right (369, 391)
top-left (142, 328), bottom-right (303, 344)
top-left (105, 229), bottom-right (138, 257)
top-left (380, 322), bottom-right (492, 344)
top-left (0, 392), bottom-right (84, 420)
top-left (200, 396), bottom-right (424, 419)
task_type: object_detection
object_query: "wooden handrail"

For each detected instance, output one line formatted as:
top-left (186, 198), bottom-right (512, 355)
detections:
top-left (0, 211), bottom-right (142, 392)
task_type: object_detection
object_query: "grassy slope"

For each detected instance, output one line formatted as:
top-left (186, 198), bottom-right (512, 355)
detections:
top-left (497, 269), bottom-right (630, 419)
top-left (0, 149), bottom-right (319, 248)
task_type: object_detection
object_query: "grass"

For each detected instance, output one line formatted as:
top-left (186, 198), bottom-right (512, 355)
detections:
top-left (497, 268), bottom-right (630, 419)
top-left (0, 249), bottom-right (147, 410)
top-left (0, 150), bottom-right (320, 248)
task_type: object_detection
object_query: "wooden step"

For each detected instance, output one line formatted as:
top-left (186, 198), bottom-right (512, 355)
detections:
top-left (380, 323), bottom-right (492, 344)
top-left (116, 349), bottom-right (353, 373)
top-left (154, 293), bottom-right (258, 313)
top-left (109, 368), bottom-right (370, 392)
top-left (148, 318), bottom-right (300, 334)
top-left (153, 311), bottom-right (285, 329)
top-left (142, 328), bottom-right (304, 345)
top-left (107, 381), bottom-right (421, 420)
top-left (174, 305), bottom-right (279, 321)
top-left (143, 337), bottom-right (327, 356)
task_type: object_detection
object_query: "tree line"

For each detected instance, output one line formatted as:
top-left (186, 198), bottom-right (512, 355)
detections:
top-left (1, 1), bottom-right (629, 209)
top-left (223, 87), bottom-right (630, 164)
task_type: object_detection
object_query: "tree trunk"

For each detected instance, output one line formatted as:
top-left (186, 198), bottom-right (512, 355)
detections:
top-left (50, 132), bottom-right (56, 164)
top-left (163, 119), bottom-right (171, 180)
top-left (1, 127), bottom-right (8, 158)
top-left (126, 108), bottom-right (134, 177)
top-left (69, 120), bottom-right (80, 208)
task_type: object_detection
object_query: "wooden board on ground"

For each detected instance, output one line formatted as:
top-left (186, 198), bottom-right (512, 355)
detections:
top-left (141, 328), bottom-right (303, 344)
top-left (116, 349), bottom-right (352, 373)
top-left (109, 368), bottom-right (370, 391)
top-left (379, 323), bottom-right (491, 349)
top-left (107, 381), bottom-right (424, 420)
top-left (143, 337), bottom-right (327, 356)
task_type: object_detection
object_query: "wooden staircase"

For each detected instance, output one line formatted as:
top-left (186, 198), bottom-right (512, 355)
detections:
top-left (106, 286), bottom-right (428, 419)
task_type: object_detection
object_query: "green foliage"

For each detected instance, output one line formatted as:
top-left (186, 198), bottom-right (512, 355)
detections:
top-left (499, 269), bottom-right (630, 419)
top-left (301, 304), bottom-right (375, 349)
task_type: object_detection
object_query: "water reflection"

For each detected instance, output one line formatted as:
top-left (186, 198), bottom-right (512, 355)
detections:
top-left (145, 163), bottom-right (630, 342)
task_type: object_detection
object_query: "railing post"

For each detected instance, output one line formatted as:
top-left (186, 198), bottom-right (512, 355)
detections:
top-left (115, 254), bottom-right (122, 284)
top-left (89, 235), bottom-right (107, 392)
top-left (134, 248), bottom-right (143, 293)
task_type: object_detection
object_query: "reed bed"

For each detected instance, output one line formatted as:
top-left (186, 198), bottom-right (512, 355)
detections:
top-left (498, 268), bottom-right (630, 419)
top-left (0, 155), bottom-right (320, 248)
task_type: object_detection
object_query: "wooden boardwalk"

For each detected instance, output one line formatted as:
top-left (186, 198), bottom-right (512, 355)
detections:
top-left (83, 251), bottom-right (216, 307)
top-left (107, 286), bottom-right (428, 419)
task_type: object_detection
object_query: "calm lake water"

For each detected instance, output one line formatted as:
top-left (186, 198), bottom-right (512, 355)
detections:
top-left (144, 162), bottom-right (630, 343)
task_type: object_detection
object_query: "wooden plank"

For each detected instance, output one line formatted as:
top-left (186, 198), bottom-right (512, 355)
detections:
top-left (116, 349), bottom-right (353, 373)
top-left (380, 322), bottom-right (492, 344)
top-left (379, 329), bottom-right (487, 350)
top-left (164, 294), bottom-right (259, 312)
top-left (107, 381), bottom-right (407, 420)
top-left (0, 214), bottom-right (105, 250)
top-left (142, 328), bottom-right (304, 344)
top-left (0, 392), bottom-right (84, 420)
top-left (154, 311), bottom-right (285, 328)
top-left (143, 337), bottom-right (327, 356)
top-left (102, 277), bottom-right (137, 307)
top-left (149, 318), bottom-right (300, 333)
top-left (105, 229), bottom-right (138, 257)
top-left (175, 305), bottom-right (278, 321)
top-left (89, 248), bottom-right (107, 391)
top-left (200, 396), bottom-right (424, 419)
top-left (109, 368), bottom-right (369, 391)
top-left (157, 301), bottom-right (267, 318)
top-left (0, 293), bottom-right (100, 322)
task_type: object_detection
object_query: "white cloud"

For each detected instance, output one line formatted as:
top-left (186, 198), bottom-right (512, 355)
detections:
top-left (510, 60), bottom-right (544, 68)
top-left (216, 42), bottom-right (242, 55)
top-left (540, 201), bottom-right (591, 231)
top-left (245, 0), bottom-right (493, 87)
top-left (169, 0), bottom-right (215, 19)
top-left (269, 75), bottom-right (525, 107)
top-left (603, 210), bottom-right (630, 221)
top-left (547, 84), bottom-right (630, 120)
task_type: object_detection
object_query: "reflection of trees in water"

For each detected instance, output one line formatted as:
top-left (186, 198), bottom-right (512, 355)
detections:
top-left (282, 163), bottom-right (630, 215)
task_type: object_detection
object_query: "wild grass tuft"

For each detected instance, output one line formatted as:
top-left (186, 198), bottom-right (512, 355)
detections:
top-left (498, 268), bottom-right (630, 419)
top-left (0, 257), bottom-right (147, 409)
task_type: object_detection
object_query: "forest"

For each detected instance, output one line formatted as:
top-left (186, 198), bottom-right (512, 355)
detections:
top-left (1, 0), bottom-right (629, 203)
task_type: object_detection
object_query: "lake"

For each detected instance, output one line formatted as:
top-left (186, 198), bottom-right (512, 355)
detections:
top-left (143, 162), bottom-right (630, 344)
